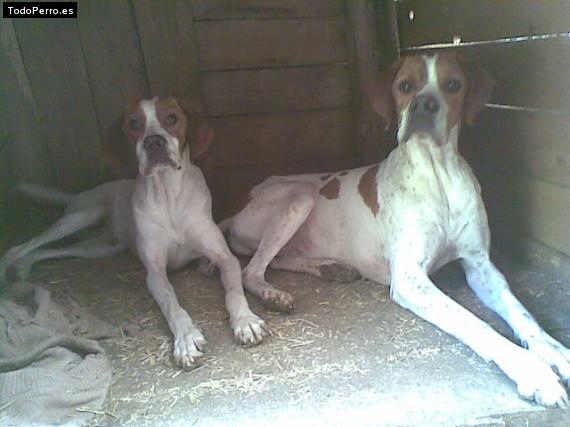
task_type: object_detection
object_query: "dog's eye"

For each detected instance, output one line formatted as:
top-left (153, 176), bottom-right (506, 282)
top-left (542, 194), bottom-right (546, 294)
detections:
top-left (446, 79), bottom-right (462, 93)
top-left (129, 119), bottom-right (141, 131)
top-left (166, 114), bottom-right (178, 125)
top-left (398, 80), bottom-right (414, 94)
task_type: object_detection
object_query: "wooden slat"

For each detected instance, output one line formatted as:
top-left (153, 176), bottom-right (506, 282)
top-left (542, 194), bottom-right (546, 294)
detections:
top-left (203, 64), bottom-right (351, 116)
top-left (467, 110), bottom-right (570, 190)
top-left (192, 0), bottom-right (343, 20)
top-left (133, 0), bottom-right (202, 100)
top-left (346, 0), bottom-right (399, 166)
top-left (208, 109), bottom-right (355, 168)
top-left (213, 157), bottom-right (356, 219)
top-left (397, 0), bottom-right (570, 49)
top-left (195, 17), bottom-right (348, 70)
top-left (457, 40), bottom-right (570, 112)
top-left (77, 0), bottom-right (148, 178)
top-left (0, 18), bottom-right (53, 185)
top-left (14, 18), bottom-right (106, 190)
top-left (482, 173), bottom-right (570, 258)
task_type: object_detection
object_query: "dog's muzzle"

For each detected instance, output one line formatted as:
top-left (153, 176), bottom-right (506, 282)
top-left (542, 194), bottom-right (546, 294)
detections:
top-left (142, 135), bottom-right (177, 175)
top-left (403, 94), bottom-right (440, 142)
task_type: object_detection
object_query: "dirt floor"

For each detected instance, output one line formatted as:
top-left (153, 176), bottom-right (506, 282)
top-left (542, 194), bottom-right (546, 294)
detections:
top-left (26, 248), bottom-right (570, 427)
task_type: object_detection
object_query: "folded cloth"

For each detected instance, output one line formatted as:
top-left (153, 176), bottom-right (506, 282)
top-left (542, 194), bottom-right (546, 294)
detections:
top-left (0, 281), bottom-right (112, 426)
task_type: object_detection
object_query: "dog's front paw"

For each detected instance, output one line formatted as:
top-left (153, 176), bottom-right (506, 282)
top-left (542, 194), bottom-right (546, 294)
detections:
top-left (232, 313), bottom-right (269, 346)
top-left (515, 353), bottom-right (568, 407)
top-left (173, 326), bottom-right (206, 370)
top-left (530, 336), bottom-right (570, 387)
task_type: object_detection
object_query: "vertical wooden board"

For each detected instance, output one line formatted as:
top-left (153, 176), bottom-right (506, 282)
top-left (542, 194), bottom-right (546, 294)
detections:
top-left (457, 40), bottom-right (570, 112)
top-left (483, 173), bottom-right (570, 258)
top-left (192, 0), bottom-right (343, 20)
top-left (14, 18), bottom-right (106, 190)
top-left (346, 0), bottom-right (399, 166)
top-left (0, 18), bottom-right (53, 185)
top-left (467, 110), bottom-right (570, 190)
top-left (208, 109), bottom-right (355, 168)
top-left (133, 0), bottom-right (202, 101)
top-left (195, 17), bottom-right (348, 70)
top-left (203, 64), bottom-right (352, 116)
top-left (77, 0), bottom-right (149, 178)
top-left (397, 0), bottom-right (570, 48)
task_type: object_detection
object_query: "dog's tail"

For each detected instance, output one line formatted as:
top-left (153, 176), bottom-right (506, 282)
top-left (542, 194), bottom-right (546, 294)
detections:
top-left (17, 182), bottom-right (74, 205)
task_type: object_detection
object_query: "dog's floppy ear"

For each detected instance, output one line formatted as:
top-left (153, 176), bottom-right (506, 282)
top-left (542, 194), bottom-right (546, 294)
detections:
top-left (368, 59), bottom-right (404, 130)
top-left (102, 106), bottom-right (138, 178)
top-left (179, 100), bottom-right (214, 160)
top-left (462, 62), bottom-right (495, 126)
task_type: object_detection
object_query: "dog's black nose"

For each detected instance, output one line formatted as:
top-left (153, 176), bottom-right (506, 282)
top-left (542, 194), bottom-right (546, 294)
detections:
top-left (143, 135), bottom-right (167, 150)
top-left (410, 94), bottom-right (440, 115)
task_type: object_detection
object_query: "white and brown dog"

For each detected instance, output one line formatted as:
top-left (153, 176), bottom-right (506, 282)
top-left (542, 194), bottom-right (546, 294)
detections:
top-left (210, 53), bottom-right (570, 405)
top-left (0, 97), bottom-right (268, 368)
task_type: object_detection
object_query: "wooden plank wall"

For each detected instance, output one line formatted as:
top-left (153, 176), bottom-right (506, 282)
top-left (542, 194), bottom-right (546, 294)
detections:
top-left (0, 0), bottom-right (376, 226)
top-left (192, 0), bottom-right (358, 216)
top-left (396, 0), bottom-right (570, 258)
top-left (2, 0), bottom-right (396, 248)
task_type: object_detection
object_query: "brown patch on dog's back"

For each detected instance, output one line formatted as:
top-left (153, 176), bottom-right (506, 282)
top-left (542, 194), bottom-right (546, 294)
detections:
top-left (320, 178), bottom-right (340, 200)
top-left (358, 165), bottom-right (380, 216)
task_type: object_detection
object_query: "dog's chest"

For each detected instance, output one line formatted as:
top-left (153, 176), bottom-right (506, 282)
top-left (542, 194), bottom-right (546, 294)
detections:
top-left (387, 145), bottom-right (482, 241)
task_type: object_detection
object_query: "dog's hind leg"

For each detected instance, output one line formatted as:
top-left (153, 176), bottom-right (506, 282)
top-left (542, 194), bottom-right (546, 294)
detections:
top-left (231, 182), bottom-right (318, 312)
top-left (12, 232), bottom-right (125, 280)
top-left (0, 208), bottom-right (104, 281)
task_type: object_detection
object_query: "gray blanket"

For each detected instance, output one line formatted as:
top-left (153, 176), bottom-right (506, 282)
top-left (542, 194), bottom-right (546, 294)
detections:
top-left (0, 281), bottom-right (113, 426)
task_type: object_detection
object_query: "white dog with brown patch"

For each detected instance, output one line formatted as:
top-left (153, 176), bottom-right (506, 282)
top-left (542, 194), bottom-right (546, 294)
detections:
top-left (0, 97), bottom-right (268, 368)
top-left (208, 53), bottom-right (570, 405)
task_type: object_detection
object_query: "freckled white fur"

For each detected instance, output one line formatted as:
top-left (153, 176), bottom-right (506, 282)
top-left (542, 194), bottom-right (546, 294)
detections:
top-left (137, 98), bottom-right (182, 176)
top-left (223, 53), bottom-right (570, 406)
top-left (0, 98), bottom-right (268, 368)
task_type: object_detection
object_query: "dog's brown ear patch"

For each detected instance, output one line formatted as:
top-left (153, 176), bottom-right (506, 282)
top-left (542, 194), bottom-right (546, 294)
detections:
top-left (462, 62), bottom-right (495, 125)
top-left (320, 178), bottom-right (340, 200)
top-left (369, 59), bottom-right (404, 130)
top-left (358, 165), bottom-right (380, 216)
top-left (102, 103), bottom-right (140, 178)
top-left (178, 100), bottom-right (214, 160)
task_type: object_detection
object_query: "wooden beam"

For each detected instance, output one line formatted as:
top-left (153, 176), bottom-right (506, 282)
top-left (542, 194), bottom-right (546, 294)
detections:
top-left (346, 0), bottom-right (399, 166)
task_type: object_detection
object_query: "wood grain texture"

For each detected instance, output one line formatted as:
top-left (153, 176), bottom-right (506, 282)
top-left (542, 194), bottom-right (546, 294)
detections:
top-left (133, 0), bottom-right (202, 101)
top-left (346, 0), bottom-right (399, 166)
top-left (467, 110), bottom-right (570, 190)
top-left (397, 0), bottom-right (570, 48)
top-left (14, 18), bottom-right (106, 190)
top-left (77, 0), bottom-right (148, 179)
top-left (192, 0), bottom-right (343, 20)
top-left (208, 109), bottom-right (355, 167)
top-left (203, 64), bottom-right (351, 116)
top-left (195, 17), bottom-right (348, 70)
top-left (0, 18), bottom-right (53, 185)
top-left (482, 172), bottom-right (570, 258)
top-left (457, 40), bottom-right (570, 112)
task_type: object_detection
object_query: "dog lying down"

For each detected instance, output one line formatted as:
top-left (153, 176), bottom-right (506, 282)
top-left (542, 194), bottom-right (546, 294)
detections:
top-left (203, 53), bottom-right (570, 406)
top-left (0, 97), bottom-right (270, 369)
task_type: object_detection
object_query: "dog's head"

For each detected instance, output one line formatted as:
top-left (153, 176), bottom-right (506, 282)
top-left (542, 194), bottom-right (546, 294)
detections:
top-left (104, 97), bottom-right (214, 177)
top-left (369, 52), bottom-right (494, 146)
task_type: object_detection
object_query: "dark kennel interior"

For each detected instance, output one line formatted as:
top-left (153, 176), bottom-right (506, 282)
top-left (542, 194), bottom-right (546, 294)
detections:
top-left (1, 1), bottom-right (570, 426)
